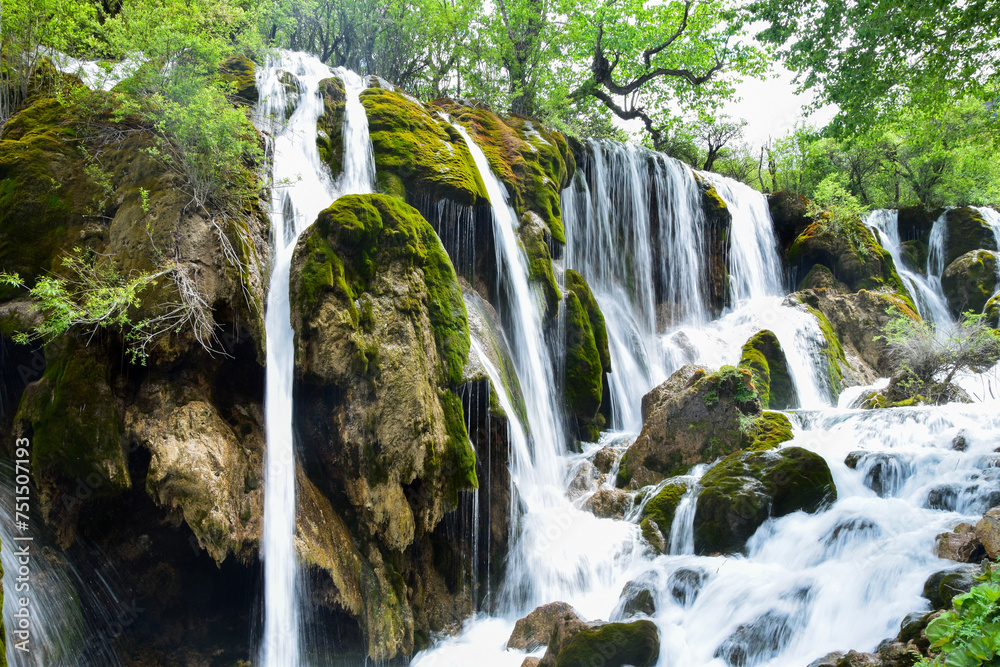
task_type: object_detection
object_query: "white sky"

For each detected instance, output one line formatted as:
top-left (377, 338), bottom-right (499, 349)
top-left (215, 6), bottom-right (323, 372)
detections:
top-left (725, 66), bottom-right (838, 145)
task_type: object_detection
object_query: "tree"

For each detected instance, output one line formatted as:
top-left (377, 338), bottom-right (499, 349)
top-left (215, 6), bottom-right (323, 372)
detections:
top-left (696, 114), bottom-right (745, 171)
top-left (566, 0), bottom-right (767, 149)
top-left (748, 0), bottom-right (1000, 130)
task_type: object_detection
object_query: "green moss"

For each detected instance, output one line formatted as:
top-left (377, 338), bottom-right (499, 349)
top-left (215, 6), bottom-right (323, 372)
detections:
top-left (309, 194), bottom-right (471, 385)
top-left (985, 294), bottom-right (1000, 326)
top-left (447, 106), bottom-right (573, 243)
top-left (438, 388), bottom-right (479, 502)
top-left (564, 291), bottom-right (603, 425)
top-left (14, 343), bottom-right (128, 495)
top-left (518, 212), bottom-right (561, 314)
top-left (565, 269), bottom-right (610, 371)
top-left (316, 77), bottom-right (346, 178)
top-left (944, 207), bottom-right (997, 266)
top-left (639, 480), bottom-right (689, 544)
top-left (553, 620), bottom-right (660, 667)
top-left (900, 239), bottom-right (928, 274)
top-left (361, 89), bottom-right (486, 206)
top-left (738, 330), bottom-right (796, 409)
top-left (217, 54), bottom-right (258, 105)
top-left (746, 411), bottom-right (794, 451)
top-left (801, 304), bottom-right (846, 400)
top-left (941, 249), bottom-right (998, 316)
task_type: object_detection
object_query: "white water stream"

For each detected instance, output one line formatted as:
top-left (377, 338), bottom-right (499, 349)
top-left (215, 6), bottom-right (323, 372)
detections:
top-left (254, 52), bottom-right (373, 666)
top-left (413, 138), bottom-right (1000, 667)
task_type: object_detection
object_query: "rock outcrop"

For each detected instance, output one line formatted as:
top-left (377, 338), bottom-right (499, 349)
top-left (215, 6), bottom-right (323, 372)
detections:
top-left (941, 249), bottom-right (998, 317)
top-left (738, 329), bottom-right (797, 409)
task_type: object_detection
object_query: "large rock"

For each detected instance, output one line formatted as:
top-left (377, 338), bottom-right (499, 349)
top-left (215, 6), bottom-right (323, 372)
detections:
top-left (738, 329), bottom-right (797, 409)
top-left (941, 249), bottom-right (998, 317)
top-left (767, 190), bottom-right (813, 251)
top-left (290, 194), bottom-right (478, 656)
top-left (508, 602), bottom-right (587, 652)
top-left (520, 211), bottom-right (561, 316)
top-left (791, 288), bottom-right (921, 388)
top-left (694, 446), bottom-right (836, 554)
top-left (787, 217), bottom-right (909, 296)
top-left (941, 207), bottom-right (998, 267)
top-left (539, 619), bottom-right (660, 667)
top-left (617, 365), bottom-right (762, 489)
top-left (976, 506), bottom-right (1000, 558)
top-left (316, 76), bottom-right (346, 178)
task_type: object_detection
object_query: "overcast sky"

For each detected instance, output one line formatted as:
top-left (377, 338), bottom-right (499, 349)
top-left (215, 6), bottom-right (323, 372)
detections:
top-left (727, 66), bottom-right (838, 145)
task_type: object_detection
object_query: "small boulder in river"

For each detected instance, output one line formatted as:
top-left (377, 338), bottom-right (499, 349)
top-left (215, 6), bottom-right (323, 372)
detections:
top-left (976, 506), bottom-right (1000, 558)
top-left (539, 619), bottom-right (660, 667)
top-left (737, 329), bottom-right (798, 409)
top-left (613, 580), bottom-right (656, 619)
top-left (934, 522), bottom-right (986, 562)
top-left (592, 446), bottom-right (618, 474)
top-left (584, 488), bottom-right (631, 520)
top-left (922, 563), bottom-right (983, 609)
top-left (507, 601), bottom-right (585, 652)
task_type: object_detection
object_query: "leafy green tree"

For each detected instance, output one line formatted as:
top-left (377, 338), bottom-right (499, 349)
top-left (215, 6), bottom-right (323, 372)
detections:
top-left (748, 0), bottom-right (1000, 130)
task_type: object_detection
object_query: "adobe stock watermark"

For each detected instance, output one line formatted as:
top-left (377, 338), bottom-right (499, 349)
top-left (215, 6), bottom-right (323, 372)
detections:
top-left (11, 436), bottom-right (34, 655)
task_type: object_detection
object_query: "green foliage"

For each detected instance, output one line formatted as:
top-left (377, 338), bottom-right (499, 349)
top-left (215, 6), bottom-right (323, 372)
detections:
top-left (881, 308), bottom-right (1000, 391)
top-left (806, 176), bottom-right (868, 254)
top-left (0, 249), bottom-right (170, 363)
top-left (918, 566), bottom-right (1000, 667)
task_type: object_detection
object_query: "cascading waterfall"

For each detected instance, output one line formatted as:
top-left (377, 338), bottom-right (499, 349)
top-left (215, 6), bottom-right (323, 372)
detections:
top-left (865, 209), bottom-right (953, 327)
top-left (254, 52), bottom-right (373, 666)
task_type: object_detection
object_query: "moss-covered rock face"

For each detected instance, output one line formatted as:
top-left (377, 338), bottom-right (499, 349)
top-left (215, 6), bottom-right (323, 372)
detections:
top-left (767, 190), bottom-right (813, 251)
top-left (0, 97), bottom-right (103, 299)
top-left (941, 249), bottom-right (998, 317)
top-left (639, 479), bottom-right (689, 553)
top-left (791, 288), bottom-right (920, 391)
top-left (545, 619), bottom-right (660, 667)
top-left (565, 270), bottom-right (611, 371)
top-left (316, 76), bottom-right (346, 179)
top-left (617, 365), bottom-right (761, 489)
top-left (520, 211), bottom-right (561, 315)
top-left (694, 446), bottom-right (836, 554)
top-left (787, 218), bottom-right (911, 299)
top-left (290, 194), bottom-right (478, 657)
top-left (563, 268), bottom-right (611, 441)
top-left (442, 103), bottom-right (575, 243)
top-left (943, 207), bottom-right (998, 267)
top-left (361, 88), bottom-right (487, 206)
top-left (218, 54), bottom-right (258, 105)
top-left (798, 263), bottom-right (848, 291)
top-left (897, 206), bottom-right (944, 248)
top-left (738, 330), bottom-right (797, 409)
top-left (13, 339), bottom-right (128, 545)
top-left (564, 290), bottom-right (604, 438)
top-left (700, 182), bottom-right (733, 315)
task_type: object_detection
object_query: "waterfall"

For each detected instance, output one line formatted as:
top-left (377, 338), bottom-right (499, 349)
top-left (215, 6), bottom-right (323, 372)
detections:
top-left (865, 209), bottom-right (953, 327)
top-left (254, 52), bottom-right (373, 666)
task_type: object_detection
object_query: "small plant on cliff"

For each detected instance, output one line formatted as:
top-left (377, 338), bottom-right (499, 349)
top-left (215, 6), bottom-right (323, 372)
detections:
top-left (880, 308), bottom-right (1000, 402)
top-left (0, 248), bottom-right (218, 364)
top-left (806, 176), bottom-right (869, 256)
top-left (918, 565), bottom-right (1000, 667)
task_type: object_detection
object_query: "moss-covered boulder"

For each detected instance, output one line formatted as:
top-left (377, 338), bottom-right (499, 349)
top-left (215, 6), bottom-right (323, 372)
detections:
top-left (442, 103), bottom-right (575, 243)
top-left (897, 206), bottom-right (944, 248)
top-left (565, 270), bottom-right (610, 372)
top-left (767, 190), bottom-right (813, 251)
top-left (316, 76), bottom-right (346, 178)
top-left (290, 194), bottom-right (478, 657)
top-left (799, 264), bottom-right (849, 291)
top-left (694, 446), bottom-right (836, 554)
top-left (520, 211), bottom-right (561, 315)
top-left (942, 207), bottom-right (998, 267)
top-left (985, 293), bottom-right (1000, 326)
top-left (941, 249), bottom-right (998, 317)
top-left (788, 217), bottom-right (910, 299)
top-left (638, 479), bottom-right (688, 553)
top-left (738, 330), bottom-right (797, 409)
top-left (541, 620), bottom-right (660, 667)
top-left (361, 88), bottom-right (487, 206)
top-left (617, 365), bottom-right (761, 489)
top-left (12, 339), bottom-right (128, 546)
